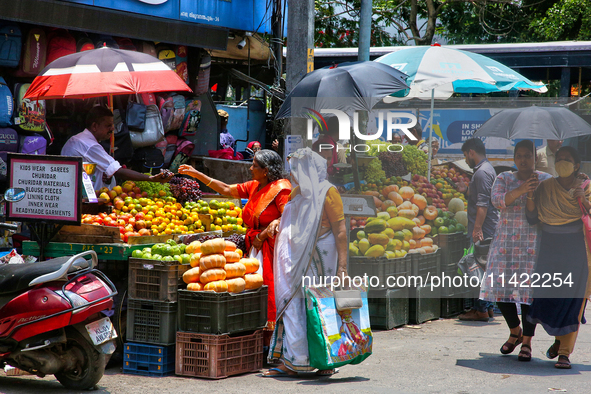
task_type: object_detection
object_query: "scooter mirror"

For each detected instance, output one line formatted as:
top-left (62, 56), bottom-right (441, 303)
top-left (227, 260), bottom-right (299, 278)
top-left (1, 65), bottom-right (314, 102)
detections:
top-left (4, 188), bottom-right (26, 202)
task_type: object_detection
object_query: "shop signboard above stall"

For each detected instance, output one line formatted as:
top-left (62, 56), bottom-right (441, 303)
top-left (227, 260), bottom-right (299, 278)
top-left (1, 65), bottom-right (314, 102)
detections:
top-left (59, 0), bottom-right (274, 33)
top-left (6, 154), bottom-right (82, 225)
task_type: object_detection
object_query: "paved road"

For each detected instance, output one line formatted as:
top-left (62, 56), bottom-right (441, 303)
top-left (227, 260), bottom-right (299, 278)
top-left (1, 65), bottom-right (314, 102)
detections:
top-left (2, 307), bottom-right (591, 394)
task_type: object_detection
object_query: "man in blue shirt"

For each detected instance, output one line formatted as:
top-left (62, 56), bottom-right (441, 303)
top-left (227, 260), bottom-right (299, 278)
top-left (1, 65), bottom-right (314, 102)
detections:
top-left (458, 138), bottom-right (499, 321)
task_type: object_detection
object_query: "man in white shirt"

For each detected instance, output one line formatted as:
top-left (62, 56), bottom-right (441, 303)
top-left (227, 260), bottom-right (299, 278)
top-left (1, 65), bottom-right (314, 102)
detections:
top-left (62, 106), bottom-right (172, 190)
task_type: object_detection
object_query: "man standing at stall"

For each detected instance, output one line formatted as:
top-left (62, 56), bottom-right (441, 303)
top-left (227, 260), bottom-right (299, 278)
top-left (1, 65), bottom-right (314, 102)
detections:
top-left (61, 106), bottom-right (172, 190)
top-left (458, 138), bottom-right (499, 321)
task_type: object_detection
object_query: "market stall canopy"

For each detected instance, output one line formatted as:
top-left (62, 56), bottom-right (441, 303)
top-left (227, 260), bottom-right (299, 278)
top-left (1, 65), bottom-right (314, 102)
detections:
top-left (375, 45), bottom-right (547, 102)
top-left (473, 106), bottom-right (591, 140)
top-left (25, 47), bottom-right (192, 100)
top-left (275, 61), bottom-right (409, 119)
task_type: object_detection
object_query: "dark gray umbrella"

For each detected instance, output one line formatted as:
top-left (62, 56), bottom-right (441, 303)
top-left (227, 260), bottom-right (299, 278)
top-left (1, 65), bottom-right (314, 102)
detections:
top-left (275, 61), bottom-right (409, 119)
top-left (473, 106), bottom-right (591, 140)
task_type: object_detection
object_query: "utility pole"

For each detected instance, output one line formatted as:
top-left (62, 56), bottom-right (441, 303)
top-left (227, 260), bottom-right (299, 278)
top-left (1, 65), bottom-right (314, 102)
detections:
top-left (271, 0), bottom-right (283, 86)
top-left (358, 0), bottom-right (371, 62)
top-left (285, 0), bottom-right (315, 148)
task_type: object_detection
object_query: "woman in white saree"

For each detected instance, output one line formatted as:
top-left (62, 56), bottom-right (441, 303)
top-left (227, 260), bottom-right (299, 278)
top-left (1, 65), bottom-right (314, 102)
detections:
top-left (264, 148), bottom-right (348, 377)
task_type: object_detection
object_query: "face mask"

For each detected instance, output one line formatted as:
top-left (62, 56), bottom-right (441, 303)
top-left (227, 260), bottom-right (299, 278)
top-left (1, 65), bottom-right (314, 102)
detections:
top-left (555, 160), bottom-right (575, 178)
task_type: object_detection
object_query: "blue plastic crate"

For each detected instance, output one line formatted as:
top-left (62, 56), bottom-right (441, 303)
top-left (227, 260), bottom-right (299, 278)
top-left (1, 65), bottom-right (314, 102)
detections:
top-left (123, 342), bottom-right (175, 377)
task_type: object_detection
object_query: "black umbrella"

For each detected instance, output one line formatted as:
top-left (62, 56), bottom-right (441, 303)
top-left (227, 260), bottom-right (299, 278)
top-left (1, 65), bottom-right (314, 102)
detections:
top-left (275, 61), bottom-right (409, 119)
top-left (473, 106), bottom-right (591, 140)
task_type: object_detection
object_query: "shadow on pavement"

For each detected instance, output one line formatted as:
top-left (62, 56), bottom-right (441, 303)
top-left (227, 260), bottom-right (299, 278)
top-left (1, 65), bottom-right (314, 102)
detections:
top-left (0, 375), bottom-right (112, 393)
top-left (456, 352), bottom-right (591, 376)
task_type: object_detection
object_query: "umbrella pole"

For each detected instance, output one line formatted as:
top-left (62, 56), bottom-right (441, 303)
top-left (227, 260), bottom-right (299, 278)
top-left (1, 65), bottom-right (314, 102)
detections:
top-left (108, 94), bottom-right (115, 157)
top-left (427, 89), bottom-right (434, 181)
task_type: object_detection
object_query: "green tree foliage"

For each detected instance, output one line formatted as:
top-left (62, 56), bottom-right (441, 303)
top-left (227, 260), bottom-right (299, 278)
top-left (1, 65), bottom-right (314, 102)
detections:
top-left (529, 0), bottom-right (591, 41)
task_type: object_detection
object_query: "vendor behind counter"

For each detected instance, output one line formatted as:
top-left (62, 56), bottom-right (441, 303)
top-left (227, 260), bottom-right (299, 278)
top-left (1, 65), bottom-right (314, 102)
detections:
top-left (61, 106), bottom-right (172, 190)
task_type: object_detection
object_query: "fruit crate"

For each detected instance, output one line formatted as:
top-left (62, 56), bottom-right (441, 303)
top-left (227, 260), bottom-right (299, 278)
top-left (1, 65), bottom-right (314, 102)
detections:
top-left (440, 287), bottom-right (466, 318)
top-left (127, 299), bottom-right (177, 345)
top-left (123, 342), bottom-right (175, 377)
top-left (410, 250), bottom-right (441, 282)
top-left (175, 330), bottom-right (263, 379)
top-left (128, 258), bottom-right (190, 302)
top-left (367, 287), bottom-right (409, 330)
top-left (349, 255), bottom-right (411, 288)
top-left (177, 286), bottom-right (267, 335)
top-left (409, 280), bottom-right (441, 324)
top-left (437, 233), bottom-right (469, 275)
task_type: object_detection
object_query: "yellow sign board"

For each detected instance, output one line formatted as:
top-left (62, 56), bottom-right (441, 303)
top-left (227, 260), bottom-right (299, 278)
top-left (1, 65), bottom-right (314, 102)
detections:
top-left (307, 48), bottom-right (314, 73)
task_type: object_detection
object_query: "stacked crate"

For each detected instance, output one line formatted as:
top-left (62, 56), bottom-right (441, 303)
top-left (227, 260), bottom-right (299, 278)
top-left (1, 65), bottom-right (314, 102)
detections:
top-left (349, 255), bottom-right (411, 330)
top-left (123, 258), bottom-right (189, 377)
top-left (175, 286), bottom-right (268, 379)
top-left (437, 233), bottom-right (471, 318)
top-left (408, 249), bottom-right (441, 324)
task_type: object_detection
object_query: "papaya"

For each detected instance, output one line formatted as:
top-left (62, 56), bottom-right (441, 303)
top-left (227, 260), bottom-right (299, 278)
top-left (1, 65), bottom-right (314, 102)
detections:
top-left (368, 233), bottom-right (389, 246)
top-left (356, 231), bottom-right (366, 240)
top-left (386, 239), bottom-right (397, 252)
top-left (387, 217), bottom-right (416, 231)
top-left (349, 243), bottom-right (360, 256)
top-left (385, 251), bottom-right (397, 259)
top-left (386, 206), bottom-right (398, 218)
top-left (364, 219), bottom-right (387, 234)
top-left (364, 244), bottom-right (385, 257)
top-left (394, 231), bottom-right (405, 241)
top-left (401, 229), bottom-right (413, 241)
top-left (358, 239), bottom-right (370, 254)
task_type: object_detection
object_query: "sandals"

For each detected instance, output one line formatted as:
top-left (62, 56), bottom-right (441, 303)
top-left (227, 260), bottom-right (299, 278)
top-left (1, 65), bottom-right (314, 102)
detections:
top-left (518, 344), bottom-right (532, 362)
top-left (546, 340), bottom-right (560, 360)
top-left (262, 367), bottom-right (298, 377)
top-left (555, 355), bottom-right (571, 369)
top-left (316, 368), bottom-right (339, 377)
top-left (500, 328), bottom-right (523, 355)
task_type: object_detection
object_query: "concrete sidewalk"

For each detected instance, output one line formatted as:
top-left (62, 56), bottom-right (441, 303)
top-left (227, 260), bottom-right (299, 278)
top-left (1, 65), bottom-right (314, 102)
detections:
top-left (2, 306), bottom-right (590, 393)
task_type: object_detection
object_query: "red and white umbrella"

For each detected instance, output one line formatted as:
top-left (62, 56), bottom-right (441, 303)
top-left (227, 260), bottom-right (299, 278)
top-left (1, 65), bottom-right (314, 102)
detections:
top-left (25, 47), bottom-right (192, 155)
top-left (25, 46), bottom-right (191, 100)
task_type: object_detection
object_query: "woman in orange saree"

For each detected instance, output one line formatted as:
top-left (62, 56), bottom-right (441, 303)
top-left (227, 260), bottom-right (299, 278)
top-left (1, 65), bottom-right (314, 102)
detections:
top-left (179, 150), bottom-right (291, 325)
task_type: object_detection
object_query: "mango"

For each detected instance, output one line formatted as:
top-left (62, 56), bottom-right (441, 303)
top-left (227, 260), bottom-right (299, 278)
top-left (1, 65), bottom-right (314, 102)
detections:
top-left (364, 244), bottom-right (385, 257)
top-left (401, 229), bottom-right (413, 241)
top-left (386, 239), bottom-right (400, 252)
top-left (402, 240), bottom-right (410, 251)
top-left (383, 228), bottom-right (395, 239)
top-left (386, 206), bottom-right (398, 218)
top-left (358, 239), bottom-right (370, 254)
top-left (385, 251), bottom-right (397, 259)
top-left (349, 243), bottom-right (360, 257)
top-left (394, 231), bottom-right (405, 241)
top-left (377, 212), bottom-right (390, 221)
top-left (356, 231), bottom-right (366, 241)
top-left (369, 233), bottom-right (389, 246)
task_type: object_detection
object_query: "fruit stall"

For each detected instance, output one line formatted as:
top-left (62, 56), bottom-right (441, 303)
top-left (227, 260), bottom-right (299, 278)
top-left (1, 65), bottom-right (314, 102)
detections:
top-left (341, 141), bottom-right (474, 327)
top-left (19, 167), bottom-right (267, 379)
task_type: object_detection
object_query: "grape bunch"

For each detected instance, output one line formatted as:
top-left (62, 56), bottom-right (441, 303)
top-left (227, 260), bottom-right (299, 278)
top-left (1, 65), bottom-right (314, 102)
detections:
top-left (199, 233), bottom-right (222, 242)
top-left (401, 145), bottom-right (428, 176)
top-left (378, 151), bottom-right (407, 177)
top-left (169, 176), bottom-right (203, 204)
top-left (135, 180), bottom-right (171, 197)
top-left (225, 233), bottom-right (247, 254)
top-left (160, 169), bottom-right (174, 178)
top-left (363, 158), bottom-right (386, 184)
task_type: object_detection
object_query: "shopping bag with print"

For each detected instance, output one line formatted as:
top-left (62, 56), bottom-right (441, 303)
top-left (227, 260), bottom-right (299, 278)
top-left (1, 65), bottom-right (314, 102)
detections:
top-left (305, 285), bottom-right (372, 370)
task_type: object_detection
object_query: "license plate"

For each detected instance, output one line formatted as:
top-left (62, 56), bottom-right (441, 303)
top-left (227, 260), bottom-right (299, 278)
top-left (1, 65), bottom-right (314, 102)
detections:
top-left (85, 317), bottom-right (118, 346)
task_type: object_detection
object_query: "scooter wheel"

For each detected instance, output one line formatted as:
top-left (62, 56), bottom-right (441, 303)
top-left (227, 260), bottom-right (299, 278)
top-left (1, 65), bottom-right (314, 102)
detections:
top-left (55, 327), bottom-right (106, 390)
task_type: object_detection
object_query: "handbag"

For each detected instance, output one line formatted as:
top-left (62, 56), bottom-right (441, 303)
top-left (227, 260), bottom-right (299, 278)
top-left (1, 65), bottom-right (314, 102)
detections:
top-left (577, 180), bottom-right (591, 246)
top-left (126, 96), bottom-right (146, 131)
top-left (305, 285), bottom-right (372, 370)
top-left (457, 244), bottom-right (486, 280)
top-left (248, 246), bottom-right (263, 275)
top-left (130, 104), bottom-right (165, 148)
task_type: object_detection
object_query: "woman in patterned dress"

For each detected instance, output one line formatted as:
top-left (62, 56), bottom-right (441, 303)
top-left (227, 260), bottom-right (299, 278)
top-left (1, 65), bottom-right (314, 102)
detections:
top-left (480, 140), bottom-right (552, 361)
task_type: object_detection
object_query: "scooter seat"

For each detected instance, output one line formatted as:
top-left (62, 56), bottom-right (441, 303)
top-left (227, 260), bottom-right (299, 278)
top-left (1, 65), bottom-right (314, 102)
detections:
top-left (0, 256), bottom-right (84, 295)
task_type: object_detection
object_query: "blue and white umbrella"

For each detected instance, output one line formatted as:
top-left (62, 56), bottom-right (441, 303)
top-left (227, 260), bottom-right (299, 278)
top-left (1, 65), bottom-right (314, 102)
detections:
top-left (374, 45), bottom-right (547, 179)
top-left (375, 45), bottom-right (547, 100)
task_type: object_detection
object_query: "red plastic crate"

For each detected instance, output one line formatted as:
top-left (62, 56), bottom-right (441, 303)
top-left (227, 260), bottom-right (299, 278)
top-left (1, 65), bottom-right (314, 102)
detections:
top-left (175, 330), bottom-right (263, 379)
